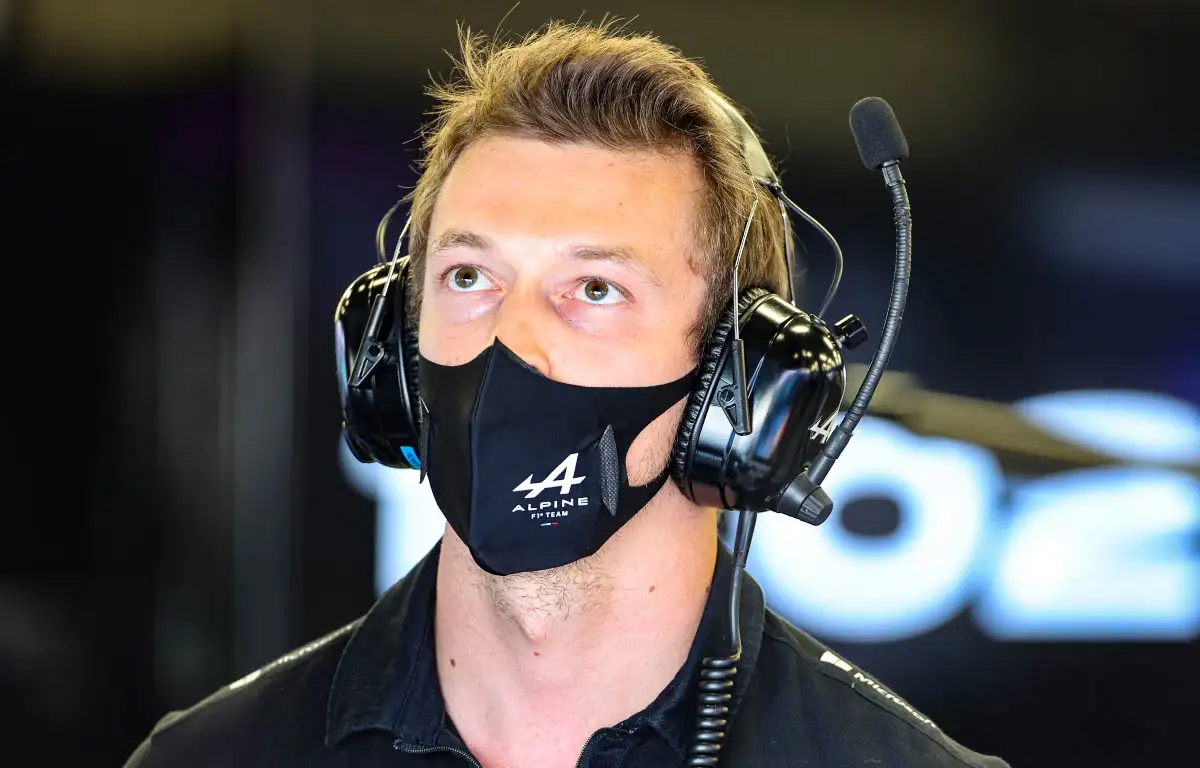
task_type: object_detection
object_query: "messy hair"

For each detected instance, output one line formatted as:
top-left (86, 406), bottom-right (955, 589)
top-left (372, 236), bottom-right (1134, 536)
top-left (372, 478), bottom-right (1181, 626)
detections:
top-left (405, 19), bottom-right (791, 353)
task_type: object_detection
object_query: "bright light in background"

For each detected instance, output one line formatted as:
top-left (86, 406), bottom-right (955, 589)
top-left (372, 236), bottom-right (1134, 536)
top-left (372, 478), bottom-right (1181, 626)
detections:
top-left (1017, 390), bottom-right (1200, 465)
top-left (344, 390), bottom-right (1200, 642)
top-left (744, 419), bottom-right (999, 642)
top-left (977, 390), bottom-right (1200, 639)
top-left (339, 446), bottom-right (443, 596)
top-left (976, 468), bottom-right (1200, 640)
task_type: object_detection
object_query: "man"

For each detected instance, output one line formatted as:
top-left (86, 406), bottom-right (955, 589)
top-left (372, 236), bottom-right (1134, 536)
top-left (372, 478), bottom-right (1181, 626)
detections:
top-left (126, 20), bottom-right (1010, 767)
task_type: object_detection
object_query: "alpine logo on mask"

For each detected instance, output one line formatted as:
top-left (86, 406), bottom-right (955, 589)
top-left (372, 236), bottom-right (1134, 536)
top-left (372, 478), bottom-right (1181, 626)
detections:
top-left (514, 453), bottom-right (587, 497)
top-left (511, 453), bottom-right (591, 518)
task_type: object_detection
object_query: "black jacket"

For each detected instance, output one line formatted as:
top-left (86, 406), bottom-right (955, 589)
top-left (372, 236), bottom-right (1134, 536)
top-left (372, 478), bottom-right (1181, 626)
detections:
top-left (124, 542), bottom-right (1010, 767)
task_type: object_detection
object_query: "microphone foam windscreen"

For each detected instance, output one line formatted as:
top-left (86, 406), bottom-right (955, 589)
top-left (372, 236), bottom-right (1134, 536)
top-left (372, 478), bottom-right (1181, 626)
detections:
top-left (849, 97), bottom-right (910, 170)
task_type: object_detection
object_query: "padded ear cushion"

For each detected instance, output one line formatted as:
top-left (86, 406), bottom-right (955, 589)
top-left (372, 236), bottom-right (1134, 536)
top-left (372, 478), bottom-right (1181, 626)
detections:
top-left (670, 286), bottom-right (773, 488)
top-left (395, 260), bottom-right (423, 434)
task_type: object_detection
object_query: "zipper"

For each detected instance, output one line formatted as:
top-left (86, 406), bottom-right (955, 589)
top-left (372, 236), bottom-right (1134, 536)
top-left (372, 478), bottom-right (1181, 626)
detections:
top-left (394, 739), bottom-right (484, 768)
top-left (574, 727), bottom-right (635, 768)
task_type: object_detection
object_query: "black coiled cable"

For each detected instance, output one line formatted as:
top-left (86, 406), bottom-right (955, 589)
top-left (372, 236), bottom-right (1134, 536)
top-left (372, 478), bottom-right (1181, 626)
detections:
top-left (687, 509), bottom-right (756, 766)
top-left (687, 653), bottom-right (740, 765)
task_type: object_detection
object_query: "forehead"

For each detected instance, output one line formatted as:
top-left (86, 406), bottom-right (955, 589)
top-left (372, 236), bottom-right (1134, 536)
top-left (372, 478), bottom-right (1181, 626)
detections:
top-left (430, 134), bottom-right (705, 260)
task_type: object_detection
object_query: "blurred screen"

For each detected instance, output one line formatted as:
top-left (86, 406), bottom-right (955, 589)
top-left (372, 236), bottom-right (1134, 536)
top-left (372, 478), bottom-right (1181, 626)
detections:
top-left (348, 393), bottom-right (1200, 644)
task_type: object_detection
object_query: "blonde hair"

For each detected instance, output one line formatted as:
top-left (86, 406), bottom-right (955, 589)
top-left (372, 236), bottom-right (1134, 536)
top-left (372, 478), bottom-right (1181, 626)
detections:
top-left (405, 19), bottom-right (791, 353)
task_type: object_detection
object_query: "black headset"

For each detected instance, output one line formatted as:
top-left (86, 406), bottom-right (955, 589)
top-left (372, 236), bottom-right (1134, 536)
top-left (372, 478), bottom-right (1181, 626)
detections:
top-left (334, 89), bottom-right (870, 520)
top-left (336, 87), bottom-right (912, 767)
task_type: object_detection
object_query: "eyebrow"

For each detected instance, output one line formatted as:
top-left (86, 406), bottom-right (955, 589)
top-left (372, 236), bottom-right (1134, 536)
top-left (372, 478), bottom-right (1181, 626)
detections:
top-left (428, 228), bottom-right (664, 288)
top-left (429, 228), bottom-right (493, 256)
top-left (567, 243), bottom-right (664, 288)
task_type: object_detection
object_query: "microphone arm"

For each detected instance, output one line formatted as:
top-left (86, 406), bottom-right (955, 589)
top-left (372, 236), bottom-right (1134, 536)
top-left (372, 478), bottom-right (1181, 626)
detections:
top-left (844, 364), bottom-right (1200, 479)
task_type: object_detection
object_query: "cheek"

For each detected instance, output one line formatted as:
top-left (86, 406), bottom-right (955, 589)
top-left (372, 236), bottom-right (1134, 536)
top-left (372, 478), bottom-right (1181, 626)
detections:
top-left (574, 320), bottom-right (699, 387)
top-left (625, 398), bottom-right (688, 485)
top-left (557, 301), bottom-right (639, 339)
top-left (417, 298), bottom-right (492, 366)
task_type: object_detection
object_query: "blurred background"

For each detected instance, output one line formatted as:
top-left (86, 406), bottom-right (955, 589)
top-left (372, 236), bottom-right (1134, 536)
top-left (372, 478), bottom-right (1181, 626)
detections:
top-left (2, 0), bottom-right (1198, 765)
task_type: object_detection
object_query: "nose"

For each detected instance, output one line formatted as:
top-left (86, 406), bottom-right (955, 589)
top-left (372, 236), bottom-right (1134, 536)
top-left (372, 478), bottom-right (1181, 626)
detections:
top-left (491, 285), bottom-right (553, 376)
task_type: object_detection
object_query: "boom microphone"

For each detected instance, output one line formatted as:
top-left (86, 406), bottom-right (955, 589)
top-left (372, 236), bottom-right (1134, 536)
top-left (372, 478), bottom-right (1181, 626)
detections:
top-left (775, 97), bottom-right (912, 523)
top-left (849, 96), bottom-right (910, 170)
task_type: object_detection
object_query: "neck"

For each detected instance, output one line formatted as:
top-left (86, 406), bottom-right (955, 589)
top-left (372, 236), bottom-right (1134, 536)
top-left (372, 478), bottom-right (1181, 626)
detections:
top-left (434, 488), bottom-right (717, 766)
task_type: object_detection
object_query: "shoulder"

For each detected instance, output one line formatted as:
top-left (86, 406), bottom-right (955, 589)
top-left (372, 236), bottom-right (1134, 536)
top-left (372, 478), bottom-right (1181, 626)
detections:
top-left (739, 610), bottom-right (1010, 768)
top-left (122, 620), bottom-right (359, 768)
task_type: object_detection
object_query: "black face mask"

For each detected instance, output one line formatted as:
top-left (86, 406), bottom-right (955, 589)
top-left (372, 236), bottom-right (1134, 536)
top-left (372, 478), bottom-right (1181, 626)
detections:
top-left (418, 339), bottom-right (695, 576)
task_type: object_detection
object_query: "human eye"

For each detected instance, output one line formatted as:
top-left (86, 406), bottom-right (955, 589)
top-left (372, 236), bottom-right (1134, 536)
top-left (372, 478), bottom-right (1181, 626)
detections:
top-left (571, 278), bottom-right (628, 306)
top-left (442, 265), bottom-right (494, 292)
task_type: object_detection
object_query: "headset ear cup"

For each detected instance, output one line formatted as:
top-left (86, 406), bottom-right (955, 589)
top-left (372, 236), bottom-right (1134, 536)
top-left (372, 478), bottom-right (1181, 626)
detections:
top-left (670, 287), bottom-right (772, 491)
